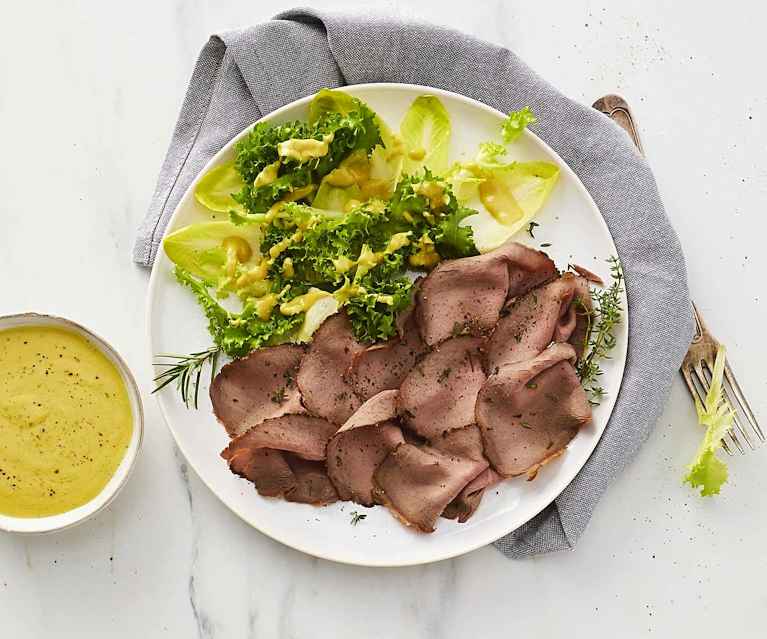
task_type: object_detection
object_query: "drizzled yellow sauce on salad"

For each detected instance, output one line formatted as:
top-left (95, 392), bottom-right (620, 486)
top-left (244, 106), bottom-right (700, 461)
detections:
top-left (0, 326), bottom-right (132, 518)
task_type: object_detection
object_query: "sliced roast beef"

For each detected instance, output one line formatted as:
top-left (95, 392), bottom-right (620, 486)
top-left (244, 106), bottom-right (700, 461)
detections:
top-left (430, 423), bottom-right (487, 461)
top-left (398, 336), bottom-right (486, 439)
top-left (226, 448), bottom-right (295, 497)
top-left (221, 414), bottom-right (338, 463)
top-left (210, 344), bottom-right (305, 438)
top-left (442, 467), bottom-right (501, 523)
top-left (431, 424), bottom-right (496, 523)
top-left (504, 241), bottom-right (558, 300)
top-left (327, 391), bottom-right (404, 506)
top-left (476, 343), bottom-right (592, 478)
top-left (373, 443), bottom-right (487, 532)
top-left (486, 273), bottom-right (592, 373)
top-left (337, 389), bottom-right (399, 431)
top-left (297, 311), bottom-right (365, 424)
top-left (221, 414), bottom-right (338, 498)
top-left (348, 310), bottom-right (427, 401)
top-left (416, 240), bottom-right (556, 346)
top-left (283, 455), bottom-right (339, 505)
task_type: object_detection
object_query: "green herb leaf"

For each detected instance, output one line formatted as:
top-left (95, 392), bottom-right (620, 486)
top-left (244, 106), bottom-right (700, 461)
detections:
top-left (576, 256), bottom-right (624, 405)
top-left (152, 348), bottom-right (220, 409)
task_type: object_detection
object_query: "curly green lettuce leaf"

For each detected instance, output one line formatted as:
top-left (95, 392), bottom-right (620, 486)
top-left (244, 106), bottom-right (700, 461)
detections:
top-left (309, 88), bottom-right (397, 150)
top-left (433, 206), bottom-right (478, 259)
top-left (234, 120), bottom-right (310, 183)
top-left (388, 172), bottom-right (478, 260)
top-left (233, 105), bottom-right (381, 214)
top-left (163, 221), bottom-right (261, 286)
top-left (265, 203), bottom-right (398, 286)
top-left (194, 162), bottom-right (247, 214)
top-left (684, 345), bottom-right (734, 496)
top-left (174, 267), bottom-right (303, 358)
top-left (346, 271), bottom-right (414, 342)
top-left (400, 96), bottom-right (451, 176)
top-left (502, 106), bottom-right (537, 144)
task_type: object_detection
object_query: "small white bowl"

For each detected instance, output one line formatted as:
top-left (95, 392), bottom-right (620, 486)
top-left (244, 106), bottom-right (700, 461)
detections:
top-left (0, 313), bottom-right (144, 534)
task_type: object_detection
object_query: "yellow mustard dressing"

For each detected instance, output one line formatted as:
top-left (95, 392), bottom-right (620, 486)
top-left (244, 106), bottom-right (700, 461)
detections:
top-left (0, 326), bottom-right (132, 518)
top-left (253, 160), bottom-right (281, 188)
top-left (277, 134), bottom-right (334, 162)
top-left (280, 288), bottom-right (331, 316)
top-left (415, 180), bottom-right (449, 211)
top-left (479, 178), bottom-right (526, 226)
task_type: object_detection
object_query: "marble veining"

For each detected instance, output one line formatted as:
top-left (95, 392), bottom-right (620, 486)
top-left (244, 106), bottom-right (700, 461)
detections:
top-left (1, 1), bottom-right (766, 637)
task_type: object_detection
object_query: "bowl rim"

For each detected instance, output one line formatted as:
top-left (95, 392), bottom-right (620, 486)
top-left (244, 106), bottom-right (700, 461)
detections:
top-left (0, 312), bottom-right (144, 534)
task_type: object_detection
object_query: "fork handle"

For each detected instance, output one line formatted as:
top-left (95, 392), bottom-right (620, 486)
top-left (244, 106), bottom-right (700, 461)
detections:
top-left (592, 95), bottom-right (644, 154)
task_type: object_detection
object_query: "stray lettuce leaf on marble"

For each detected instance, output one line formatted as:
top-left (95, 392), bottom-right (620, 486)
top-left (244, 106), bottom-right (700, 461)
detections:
top-left (684, 345), bottom-right (733, 497)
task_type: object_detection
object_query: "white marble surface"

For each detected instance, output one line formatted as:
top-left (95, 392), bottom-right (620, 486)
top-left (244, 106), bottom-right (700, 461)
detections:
top-left (1, 1), bottom-right (766, 636)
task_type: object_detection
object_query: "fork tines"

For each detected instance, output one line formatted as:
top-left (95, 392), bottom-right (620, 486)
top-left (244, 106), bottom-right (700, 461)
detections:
top-left (681, 303), bottom-right (764, 455)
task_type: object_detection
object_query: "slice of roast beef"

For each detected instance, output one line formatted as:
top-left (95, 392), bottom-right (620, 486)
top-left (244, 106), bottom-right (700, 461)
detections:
top-left (210, 344), bottom-right (305, 438)
top-left (504, 241), bottom-right (558, 300)
top-left (373, 443), bottom-right (488, 532)
top-left (442, 467), bottom-right (501, 523)
top-left (348, 310), bottom-right (427, 401)
top-left (226, 448), bottom-right (295, 498)
top-left (476, 343), bottom-right (592, 478)
top-left (221, 414), bottom-right (338, 462)
top-left (297, 311), bottom-right (365, 424)
top-left (486, 273), bottom-right (592, 373)
top-left (283, 455), bottom-right (339, 505)
top-left (430, 424), bottom-right (496, 523)
top-left (430, 423), bottom-right (487, 461)
top-left (327, 390), bottom-right (404, 506)
top-left (398, 336), bottom-right (486, 439)
top-left (221, 414), bottom-right (338, 498)
top-left (416, 240), bottom-right (557, 346)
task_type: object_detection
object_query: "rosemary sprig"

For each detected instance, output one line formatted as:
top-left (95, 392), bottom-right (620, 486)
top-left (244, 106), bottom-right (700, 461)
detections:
top-left (152, 347), bottom-right (221, 409)
top-left (576, 256), bottom-right (624, 405)
top-left (349, 511), bottom-right (367, 526)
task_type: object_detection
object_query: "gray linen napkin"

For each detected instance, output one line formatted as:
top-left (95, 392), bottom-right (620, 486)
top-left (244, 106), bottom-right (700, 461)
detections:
top-left (135, 8), bottom-right (694, 558)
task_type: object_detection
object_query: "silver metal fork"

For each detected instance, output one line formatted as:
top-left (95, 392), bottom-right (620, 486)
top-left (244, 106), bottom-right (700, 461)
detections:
top-left (593, 95), bottom-right (764, 454)
top-left (679, 304), bottom-right (764, 454)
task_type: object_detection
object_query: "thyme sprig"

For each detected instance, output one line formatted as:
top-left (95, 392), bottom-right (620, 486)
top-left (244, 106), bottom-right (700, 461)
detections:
top-left (152, 347), bottom-right (221, 409)
top-left (576, 256), bottom-right (624, 405)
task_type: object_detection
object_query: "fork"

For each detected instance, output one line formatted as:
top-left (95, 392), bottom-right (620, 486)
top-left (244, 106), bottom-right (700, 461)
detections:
top-left (593, 94), bottom-right (764, 454)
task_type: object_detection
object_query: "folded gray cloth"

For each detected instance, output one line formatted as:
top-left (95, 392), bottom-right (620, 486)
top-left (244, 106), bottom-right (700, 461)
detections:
top-left (135, 8), bottom-right (694, 558)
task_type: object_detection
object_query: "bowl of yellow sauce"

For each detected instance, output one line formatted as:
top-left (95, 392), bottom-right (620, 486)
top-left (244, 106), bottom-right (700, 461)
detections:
top-left (0, 313), bottom-right (143, 533)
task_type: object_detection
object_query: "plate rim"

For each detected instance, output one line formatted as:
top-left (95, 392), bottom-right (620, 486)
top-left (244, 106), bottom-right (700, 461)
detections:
top-left (146, 82), bottom-right (629, 566)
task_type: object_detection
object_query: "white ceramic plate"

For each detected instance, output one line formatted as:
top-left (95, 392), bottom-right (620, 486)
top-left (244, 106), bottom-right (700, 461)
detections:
top-left (147, 84), bottom-right (628, 566)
